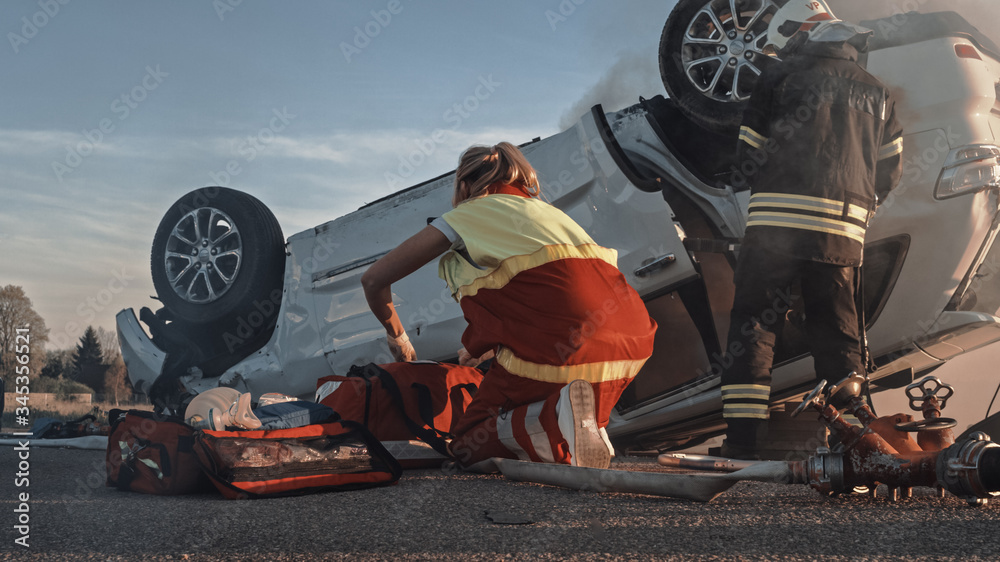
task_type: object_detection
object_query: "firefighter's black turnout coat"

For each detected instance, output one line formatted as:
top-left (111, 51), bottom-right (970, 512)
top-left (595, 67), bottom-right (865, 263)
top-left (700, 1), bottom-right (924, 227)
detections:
top-left (721, 37), bottom-right (905, 447)
top-left (737, 39), bottom-right (904, 267)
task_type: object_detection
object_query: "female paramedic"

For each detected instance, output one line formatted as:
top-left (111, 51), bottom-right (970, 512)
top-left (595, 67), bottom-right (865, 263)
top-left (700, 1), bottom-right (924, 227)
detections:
top-left (361, 142), bottom-right (656, 470)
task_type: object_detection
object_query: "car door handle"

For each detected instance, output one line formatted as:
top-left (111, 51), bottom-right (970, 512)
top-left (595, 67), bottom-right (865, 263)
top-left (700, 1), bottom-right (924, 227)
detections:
top-left (634, 253), bottom-right (676, 277)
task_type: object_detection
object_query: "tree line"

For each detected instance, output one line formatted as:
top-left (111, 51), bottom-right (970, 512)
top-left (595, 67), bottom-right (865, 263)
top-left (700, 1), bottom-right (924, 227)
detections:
top-left (0, 285), bottom-right (131, 404)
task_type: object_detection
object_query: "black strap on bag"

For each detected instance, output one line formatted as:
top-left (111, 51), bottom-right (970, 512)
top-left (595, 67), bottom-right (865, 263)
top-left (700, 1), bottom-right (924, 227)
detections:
top-left (380, 371), bottom-right (452, 457)
top-left (352, 363), bottom-right (454, 457)
top-left (449, 384), bottom-right (478, 432)
top-left (345, 366), bottom-right (379, 427)
top-left (116, 439), bottom-right (173, 491)
top-left (410, 383), bottom-right (442, 438)
top-left (409, 382), bottom-right (477, 443)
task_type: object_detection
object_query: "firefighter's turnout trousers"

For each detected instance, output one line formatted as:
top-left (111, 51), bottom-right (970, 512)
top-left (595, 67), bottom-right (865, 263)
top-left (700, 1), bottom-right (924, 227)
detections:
top-left (721, 244), bottom-right (863, 448)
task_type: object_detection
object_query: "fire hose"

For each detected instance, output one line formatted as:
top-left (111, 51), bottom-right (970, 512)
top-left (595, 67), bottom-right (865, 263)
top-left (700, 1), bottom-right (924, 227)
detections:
top-left (497, 374), bottom-right (1000, 504)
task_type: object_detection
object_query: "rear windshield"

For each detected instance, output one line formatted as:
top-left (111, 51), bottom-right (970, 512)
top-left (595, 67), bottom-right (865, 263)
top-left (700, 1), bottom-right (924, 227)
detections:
top-left (862, 11), bottom-right (1000, 61)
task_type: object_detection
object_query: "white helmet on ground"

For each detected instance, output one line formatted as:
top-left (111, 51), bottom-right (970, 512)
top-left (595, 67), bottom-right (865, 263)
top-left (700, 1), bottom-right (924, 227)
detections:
top-left (185, 387), bottom-right (262, 430)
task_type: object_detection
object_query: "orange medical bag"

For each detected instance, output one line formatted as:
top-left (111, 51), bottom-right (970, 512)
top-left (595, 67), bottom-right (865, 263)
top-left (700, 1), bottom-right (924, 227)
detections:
top-left (316, 361), bottom-right (483, 457)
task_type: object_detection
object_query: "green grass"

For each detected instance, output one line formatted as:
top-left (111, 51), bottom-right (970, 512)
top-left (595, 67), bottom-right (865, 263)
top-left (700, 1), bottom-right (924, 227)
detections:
top-left (1, 400), bottom-right (153, 433)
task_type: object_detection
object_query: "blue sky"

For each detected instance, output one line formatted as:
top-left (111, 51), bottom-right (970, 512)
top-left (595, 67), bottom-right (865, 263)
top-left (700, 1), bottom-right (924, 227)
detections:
top-left (0, 0), bottom-right (671, 349)
top-left (5, 0), bottom-right (980, 351)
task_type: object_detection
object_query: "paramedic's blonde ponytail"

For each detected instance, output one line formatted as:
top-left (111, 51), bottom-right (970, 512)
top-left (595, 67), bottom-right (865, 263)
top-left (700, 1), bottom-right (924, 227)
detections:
top-left (452, 142), bottom-right (540, 207)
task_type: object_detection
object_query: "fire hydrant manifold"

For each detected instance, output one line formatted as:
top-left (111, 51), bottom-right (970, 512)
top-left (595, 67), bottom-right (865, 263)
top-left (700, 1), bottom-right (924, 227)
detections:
top-left (787, 373), bottom-right (1000, 505)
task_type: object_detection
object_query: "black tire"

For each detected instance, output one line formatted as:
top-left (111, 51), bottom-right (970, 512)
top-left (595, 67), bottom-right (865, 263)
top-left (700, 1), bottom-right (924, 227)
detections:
top-left (151, 187), bottom-right (285, 329)
top-left (659, 0), bottom-right (787, 132)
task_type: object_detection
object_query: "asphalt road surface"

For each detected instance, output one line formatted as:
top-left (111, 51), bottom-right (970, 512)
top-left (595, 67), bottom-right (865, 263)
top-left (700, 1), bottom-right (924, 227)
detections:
top-left (2, 445), bottom-right (999, 561)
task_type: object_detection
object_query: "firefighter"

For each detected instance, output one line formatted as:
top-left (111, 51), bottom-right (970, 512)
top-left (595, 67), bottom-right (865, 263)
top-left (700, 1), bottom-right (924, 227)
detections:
top-left (362, 142), bottom-right (657, 470)
top-left (720, 0), bottom-right (904, 459)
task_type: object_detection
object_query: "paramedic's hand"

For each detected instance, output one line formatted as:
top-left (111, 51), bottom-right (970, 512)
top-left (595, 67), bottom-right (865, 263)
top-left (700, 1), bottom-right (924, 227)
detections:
top-left (458, 347), bottom-right (495, 367)
top-left (458, 347), bottom-right (475, 366)
top-left (388, 330), bottom-right (417, 362)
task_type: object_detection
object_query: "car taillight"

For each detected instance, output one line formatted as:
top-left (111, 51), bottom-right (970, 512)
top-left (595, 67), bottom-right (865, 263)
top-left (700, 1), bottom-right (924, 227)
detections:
top-left (956, 44), bottom-right (982, 60)
top-left (935, 145), bottom-right (1000, 199)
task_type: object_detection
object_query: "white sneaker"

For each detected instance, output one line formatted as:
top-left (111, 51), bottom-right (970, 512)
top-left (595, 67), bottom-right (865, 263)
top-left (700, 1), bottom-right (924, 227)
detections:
top-left (557, 380), bottom-right (612, 469)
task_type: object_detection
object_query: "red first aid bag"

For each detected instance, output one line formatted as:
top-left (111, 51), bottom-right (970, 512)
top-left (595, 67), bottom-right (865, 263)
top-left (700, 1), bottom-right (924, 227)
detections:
top-left (315, 361), bottom-right (483, 458)
top-left (193, 419), bottom-right (401, 499)
top-left (106, 409), bottom-right (209, 495)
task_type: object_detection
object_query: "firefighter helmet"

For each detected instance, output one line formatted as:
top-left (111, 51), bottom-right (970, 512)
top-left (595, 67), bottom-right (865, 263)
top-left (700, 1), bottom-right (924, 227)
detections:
top-left (765, 1), bottom-right (874, 55)
top-left (184, 387), bottom-right (262, 430)
top-left (765, 0), bottom-right (839, 54)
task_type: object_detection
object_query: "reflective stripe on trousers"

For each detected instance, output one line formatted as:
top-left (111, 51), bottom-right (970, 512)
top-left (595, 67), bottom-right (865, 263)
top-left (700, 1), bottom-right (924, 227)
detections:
top-left (721, 384), bottom-right (770, 421)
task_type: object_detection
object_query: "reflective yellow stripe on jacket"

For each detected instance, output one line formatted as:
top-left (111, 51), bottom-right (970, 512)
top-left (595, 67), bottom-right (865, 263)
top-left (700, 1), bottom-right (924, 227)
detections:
top-left (437, 194), bottom-right (611, 301)
top-left (746, 192), bottom-right (872, 244)
top-left (879, 137), bottom-right (904, 161)
top-left (739, 126), bottom-right (768, 150)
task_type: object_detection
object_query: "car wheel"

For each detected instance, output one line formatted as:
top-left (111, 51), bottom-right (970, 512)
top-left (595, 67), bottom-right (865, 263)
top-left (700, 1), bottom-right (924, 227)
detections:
top-left (151, 187), bottom-right (285, 328)
top-left (659, 0), bottom-right (787, 132)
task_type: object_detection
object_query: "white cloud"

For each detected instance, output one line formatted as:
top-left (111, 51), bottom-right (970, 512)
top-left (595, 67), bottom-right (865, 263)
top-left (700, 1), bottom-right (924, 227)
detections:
top-left (1, 123), bottom-right (548, 345)
top-left (0, 129), bottom-right (79, 155)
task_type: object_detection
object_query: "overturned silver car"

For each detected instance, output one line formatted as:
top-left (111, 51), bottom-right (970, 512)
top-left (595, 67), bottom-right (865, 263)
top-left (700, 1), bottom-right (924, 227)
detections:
top-left (118, 6), bottom-right (1000, 452)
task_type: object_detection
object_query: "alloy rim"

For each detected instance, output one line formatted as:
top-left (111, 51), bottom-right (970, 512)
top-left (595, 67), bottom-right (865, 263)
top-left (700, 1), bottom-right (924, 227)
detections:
top-left (164, 207), bottom-right (242, 304)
